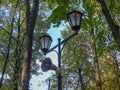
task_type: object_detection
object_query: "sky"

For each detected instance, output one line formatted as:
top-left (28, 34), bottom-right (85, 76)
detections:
top-left (30, 23), bottom-right (66, 90)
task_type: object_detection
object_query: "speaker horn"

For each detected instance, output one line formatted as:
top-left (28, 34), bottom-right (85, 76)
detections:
top-left (41, 57), bottom-right (58, 72)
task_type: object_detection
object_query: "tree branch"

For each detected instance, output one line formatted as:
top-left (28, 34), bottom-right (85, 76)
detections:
top-left (98, 0), bottom-right (120, 49)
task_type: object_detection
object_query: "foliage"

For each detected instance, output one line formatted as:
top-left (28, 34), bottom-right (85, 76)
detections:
top-left (0, 0), bottom-right (50, 89)
top-left (43, 0), bottom-right (120, 90)
top-left (61, 27), bottom-right (94, 90)
top-left (100, 51), bottom-right (120, 90)
top-left (0, 0), bottom-right (120, 89)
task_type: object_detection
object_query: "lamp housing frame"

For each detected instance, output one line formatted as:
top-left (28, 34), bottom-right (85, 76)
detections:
top-left (67, 10), bottom-right (82, 32)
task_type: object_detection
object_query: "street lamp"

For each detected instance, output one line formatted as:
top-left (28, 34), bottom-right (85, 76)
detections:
top-left (39, 10), bottom-right (82, 90)
top-left (39, 33), bottom-right (52, 55)
top-left (67, 10), bottom-right (82, 32)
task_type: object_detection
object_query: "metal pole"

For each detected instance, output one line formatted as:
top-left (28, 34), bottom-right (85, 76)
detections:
top-left (44, 32), bottom-right (78, 90)
top-left (57, 38), bottom-right (62, 90)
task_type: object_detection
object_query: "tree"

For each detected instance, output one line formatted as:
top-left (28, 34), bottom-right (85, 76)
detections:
top-left (0, 0), bottom-right (119, 89)
top-left (45, 0), bottom-right (119, 90)
top-left (21, 0), bottom-right (39, 90)
top-left (90, 29), bottom-right (102, 90)
top-left (0, 1), bottom-right (25, 89)
top-left (97, 0), bottom-right (120, 50)
top-left (0, 0), bottom-right (50, 89)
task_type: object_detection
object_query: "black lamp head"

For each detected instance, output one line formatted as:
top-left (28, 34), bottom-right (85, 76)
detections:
top-left (39, 33), bottom-right (52, 55)
top-left (67, 10), bottom-right (82, 33)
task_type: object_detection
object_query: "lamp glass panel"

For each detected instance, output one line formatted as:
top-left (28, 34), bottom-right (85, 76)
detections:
top-left (47, 38), bottom-right (52, 49)
top-left (69, 13), bottom-right (76, 26)
top-left (40, 37), bottom-right (45, 49)
top-left (44, 37), bottom-right (50, 49)
top-left (68, 17), bottom-right (72, 27)
top-left (76, 13), bottom-right (81, 26)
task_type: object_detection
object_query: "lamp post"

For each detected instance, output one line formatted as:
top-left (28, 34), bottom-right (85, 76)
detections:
top-left (39, 10), bottom-right (82, 90)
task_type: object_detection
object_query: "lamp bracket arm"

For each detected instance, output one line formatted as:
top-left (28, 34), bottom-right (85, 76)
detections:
top-left (61, 32), bottom-right (78, 52)
top-left (46, 32), bottom-right (78, 54)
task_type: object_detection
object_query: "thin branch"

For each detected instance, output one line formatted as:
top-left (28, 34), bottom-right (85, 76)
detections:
top-left (0, 26), bottom-right (18, 42)
top-left (0, 26), bottom-right (11, 35)
top-left (98, 0), bottom-right (120, 49)
top-left (0, 0), bottom-right (20, 88)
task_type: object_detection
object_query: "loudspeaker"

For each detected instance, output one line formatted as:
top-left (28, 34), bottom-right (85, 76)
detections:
top-left (41, 57), bottom-right (58, 72)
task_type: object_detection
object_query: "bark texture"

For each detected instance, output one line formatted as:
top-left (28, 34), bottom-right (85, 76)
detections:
top-left (21, 0), bottom-right (39, 90)
top-left (91, 29), bottom-right (102, 90)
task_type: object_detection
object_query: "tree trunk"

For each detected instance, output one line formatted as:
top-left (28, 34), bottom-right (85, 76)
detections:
top-left (13, 46), bottom-right (22, 90)
top-left (74, 47), bottom-right (85, 90)
top-left (91, 29), bottom-right (102, 90)
top-left (78, 69), bottom-right (85, 90)
top-left (0, 1), bottom-right (19, 89)
top-left (98, 0), bottom-right (120, 50)
top-left (13, 13), bottom-right (22, 90)
top-left (0, 14), bottom-right (14, 90)
top-left (13, 56), bottom-right (20, 90)
top-left (21, 0), bottom-right (39, 90)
